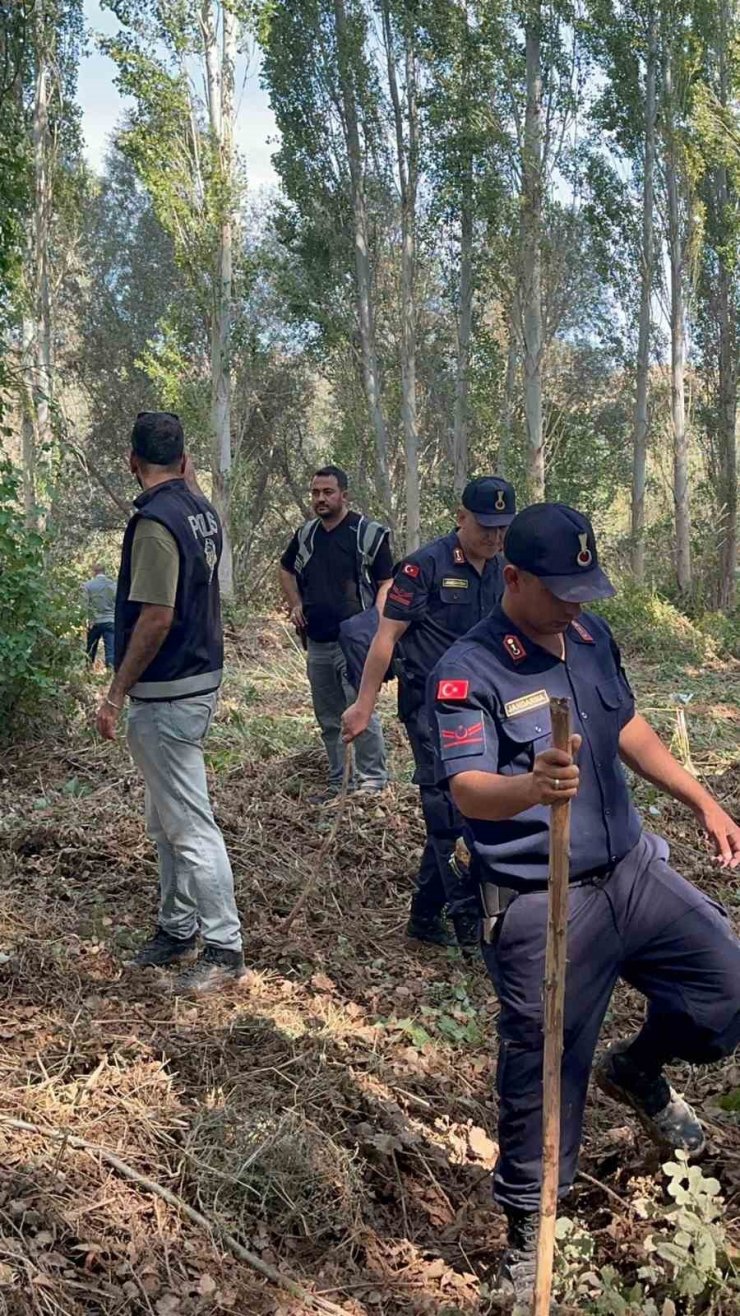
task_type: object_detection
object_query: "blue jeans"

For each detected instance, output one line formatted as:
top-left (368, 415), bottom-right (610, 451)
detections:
top-left (306, 639), bottom-right (388, 791)
top-left (86, 622), bottom-right (114, 668)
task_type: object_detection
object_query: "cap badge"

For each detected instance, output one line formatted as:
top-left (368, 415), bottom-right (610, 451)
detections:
top-left (494, 490), bottom-right (506, 511)
top-left (576, 532), bottom-right (593, 568)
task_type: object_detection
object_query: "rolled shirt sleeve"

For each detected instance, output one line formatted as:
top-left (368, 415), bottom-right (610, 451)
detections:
top-left (129, 520), bottom-right (180, 607)
top-left (383, 555), bottom-right (432, 622)
top-left (427, 658), bottom-right (500, 783)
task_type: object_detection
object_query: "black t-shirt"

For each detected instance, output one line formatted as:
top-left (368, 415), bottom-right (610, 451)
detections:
top-left (281, 512), bottom-right (394, 642)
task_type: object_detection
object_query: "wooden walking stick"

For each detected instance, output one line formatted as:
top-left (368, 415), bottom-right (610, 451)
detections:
top-left (533, 696), bottom-right (573, 1316)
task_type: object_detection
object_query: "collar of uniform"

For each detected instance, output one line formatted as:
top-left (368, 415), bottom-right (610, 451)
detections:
top-left (481, 605), bottom-right (560, 673)
top-left (134, 478), bottom-right (186, 509)
top-left (567, 616), bottom-right (596, 645)
top-left (448, 533), bottom-right (467, 567)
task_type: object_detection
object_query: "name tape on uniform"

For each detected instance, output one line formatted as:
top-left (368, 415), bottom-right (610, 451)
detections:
top-left (504, 689), bottom-right (550, 719)
top-left (441, 577), bottom-right (469, 589)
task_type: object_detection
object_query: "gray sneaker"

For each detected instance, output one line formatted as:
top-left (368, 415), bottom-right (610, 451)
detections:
top-left (171, 945), bottom-right (246, 997)
top-left (594, 1040), bottom-right (705, 1157)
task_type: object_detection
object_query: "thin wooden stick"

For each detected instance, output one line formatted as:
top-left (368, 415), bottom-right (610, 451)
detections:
top-left (0, 1115), bottom-right (353, 1316)
top-left (282, 743), bottom-right (353, 932)
top-left (533, 696), bottom-right (572, 1316)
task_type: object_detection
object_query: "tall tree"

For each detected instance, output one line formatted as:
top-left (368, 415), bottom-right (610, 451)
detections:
top-left (660, 4), bottom-right (694, 594)
top-left (381, 0), bottom-right (420, 549)
top-left (630, 4), bottom-right (657, 581)
top-left (104, 0), bottom-right (246, 594)
top-left (520, 0), bottom-right (545, 498)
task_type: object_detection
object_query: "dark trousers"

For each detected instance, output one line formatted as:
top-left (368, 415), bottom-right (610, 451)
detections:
top-left (482, 830), bottom-right (740, 1214)
top-left (86, 622), bottom-right (114, 668)
top-left (403, 701), bottom-right (478, 919)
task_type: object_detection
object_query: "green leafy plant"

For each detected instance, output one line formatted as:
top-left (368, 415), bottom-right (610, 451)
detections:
top-left (0, 462), bottom-right (81, 735)
top-left (553, 1155), bottom-right (738, 1314)
top-left (643, 1153), bottom-right (730, 1302)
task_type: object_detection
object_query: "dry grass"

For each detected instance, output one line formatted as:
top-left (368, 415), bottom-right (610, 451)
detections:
top-left (0, 616), bottom-right (737, 1315)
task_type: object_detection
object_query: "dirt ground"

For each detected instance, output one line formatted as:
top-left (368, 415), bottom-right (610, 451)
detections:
top-left (0, 619), bottom-right (738, 1316)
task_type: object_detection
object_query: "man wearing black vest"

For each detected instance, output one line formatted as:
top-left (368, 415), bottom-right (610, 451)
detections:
top-left (96, 411), bottom-right (245, 996)
top-left (279, 465), bottom-right (393, 797)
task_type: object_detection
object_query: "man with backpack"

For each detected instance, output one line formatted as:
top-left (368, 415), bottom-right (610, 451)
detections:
top-left (279, 465), bottom-right (393, 797)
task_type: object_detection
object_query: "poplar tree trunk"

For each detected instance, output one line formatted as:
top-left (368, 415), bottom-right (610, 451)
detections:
top-left (663, 53), bottom-right (692, 594)
top-left (334, 0), bottom-right (394, 527)
top-left (453, 178), bottom-right (473, 498)
top-left (521, 3), bottom-right (544, 499)
top-left (21, 0), bottom-right (53, 528)
top-left (203, 0), bottom-right (235, 597)
top-left (630, 8), bottom-right (657, 581)
top-left (382, 1), bottom-right (419, 550)
top-left (714, 0), bottom-right (737, 610)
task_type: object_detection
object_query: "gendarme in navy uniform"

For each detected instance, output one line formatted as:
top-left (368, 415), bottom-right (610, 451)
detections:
top-left (341, 476), bottom-right (516, 952)
top-left (429, 503), bottom-right (740, 1306)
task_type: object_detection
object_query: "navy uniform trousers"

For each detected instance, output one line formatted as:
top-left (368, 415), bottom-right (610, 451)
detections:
top-left (482, 830), bottom-right (740, 1214)
top-left (402, 699), bottom-right (477, 919)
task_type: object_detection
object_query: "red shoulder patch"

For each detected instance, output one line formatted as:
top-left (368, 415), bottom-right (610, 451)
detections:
top-left (503, 634), bottom-right (527, 663)
top-left (452, 546), bottom-right (465, 565)
top-left (402, 562), bottom-right (420, 578)
top-left (570, 619), bottom-right (594, 644)
top-left (436, 679), bottom-right (470, 701)
top-left (388, 584), bottom-right (413, 607)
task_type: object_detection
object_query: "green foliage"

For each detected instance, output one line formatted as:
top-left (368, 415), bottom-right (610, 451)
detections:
top-left (0, 463), bottom-right (81, 735)
top-left (554, 1154), bottom-right (739, 1313)
top-left (594, 581), bottom-right (723, 663)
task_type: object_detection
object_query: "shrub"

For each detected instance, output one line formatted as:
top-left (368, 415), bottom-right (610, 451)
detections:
top-left (593, 583), bottom-right (720, 665)
top-left (0, 462), bottom-right (81, 736)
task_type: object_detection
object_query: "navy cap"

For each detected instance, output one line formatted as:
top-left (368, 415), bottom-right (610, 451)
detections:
top-left (462, 476), bottom-right (516, 528)
top-left (504, 503), bottom-right (615, 602)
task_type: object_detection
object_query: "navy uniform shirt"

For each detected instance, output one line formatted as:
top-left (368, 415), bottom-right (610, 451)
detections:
top-left (428, 605), bottom-right (642, 888)
top-left (383, 532), bottom-right (505, 692)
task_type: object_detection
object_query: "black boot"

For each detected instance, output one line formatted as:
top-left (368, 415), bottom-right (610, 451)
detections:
top-left (451, 910), bottom-right (480, 954)
top-left (405, 908), bottom-right (455, 948)
top-left (594, 1039), bottom-right (705, 1156)
top-left (128, 927), bottom-right (198, 968)
top-left (171, 945), bottom-right (246, 997)
top-left (497, 1207), bottom-right (539, 1307)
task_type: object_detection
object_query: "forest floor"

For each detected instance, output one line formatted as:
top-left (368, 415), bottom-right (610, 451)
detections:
top-left (0, 617), bottom-right (739, 1316)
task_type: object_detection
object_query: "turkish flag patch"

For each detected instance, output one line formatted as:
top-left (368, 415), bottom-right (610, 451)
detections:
top-left (503, 634), bottom-right (527, 663)
top-left (437, 710), bottom-right (486, 760)
top-left (403, 562), bottom-right (420, 578)
top-left (436, 679), bottom-right (469, 701)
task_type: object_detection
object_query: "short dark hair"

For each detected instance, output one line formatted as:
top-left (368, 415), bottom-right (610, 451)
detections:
top-left (312, 464), bottom-right (348, 491)
top-left (131, 411), bottom-right (184, 468)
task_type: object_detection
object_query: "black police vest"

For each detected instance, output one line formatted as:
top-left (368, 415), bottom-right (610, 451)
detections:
top-left (114, 480), bottom-right (224, 700)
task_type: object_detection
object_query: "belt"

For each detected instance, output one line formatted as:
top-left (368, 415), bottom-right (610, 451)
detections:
top-left (480, 860), bottom-right (617, 945)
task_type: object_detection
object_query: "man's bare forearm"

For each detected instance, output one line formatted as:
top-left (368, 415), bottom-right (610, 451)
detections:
top-left (356, 617), bottom-right (408, 713)
top-left (619, 713), bottom-right (716, 818)
top-left (279, 566), bottom-right (301, 610)
top-left (108, 606), bottom-right (174, 702)
top-left (451, 771), bottom-right (539, 821)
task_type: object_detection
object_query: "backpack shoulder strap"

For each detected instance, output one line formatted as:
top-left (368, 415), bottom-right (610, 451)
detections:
top-left (357, 516), bottom-right (389, 567)
top-left (294, 518), bottom-right (320, 575)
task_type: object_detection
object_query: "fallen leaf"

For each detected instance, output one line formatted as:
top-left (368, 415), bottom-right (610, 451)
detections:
top-left (310, 972), bottom-right (335, 993)
top-left (198, 1274), bottom-right (217, 1296)
top-left (155, 1295), bottom-right (180, 1316)
top-left (468, 1124), bottom-right (497, 1164)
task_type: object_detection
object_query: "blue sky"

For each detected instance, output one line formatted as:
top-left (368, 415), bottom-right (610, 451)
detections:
top-left (77, 0), bottom-right (279, 191)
